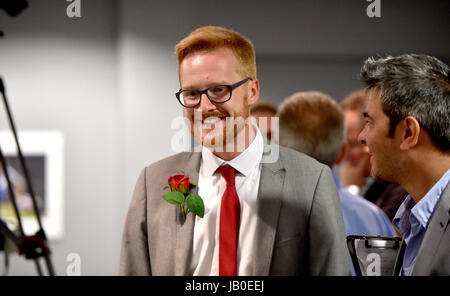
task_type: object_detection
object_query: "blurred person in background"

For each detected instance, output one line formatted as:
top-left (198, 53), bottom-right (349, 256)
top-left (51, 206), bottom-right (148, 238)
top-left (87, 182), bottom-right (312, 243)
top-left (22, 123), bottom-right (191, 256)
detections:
top-left (250, 101), bottom-right (278, 143)
top-left (278, 91), bottom-right (394, 237)
top-left (339, 90), bottom-right (371, 193)
top-left (278, 91), bottom-right (394, 275)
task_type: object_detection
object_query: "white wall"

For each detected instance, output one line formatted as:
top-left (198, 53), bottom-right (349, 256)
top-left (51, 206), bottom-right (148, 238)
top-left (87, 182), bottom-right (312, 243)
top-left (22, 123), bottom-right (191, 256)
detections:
top-left (0, 0), bottom-right (448, 275)
top-left (0, 0), bottom-right (120, 275)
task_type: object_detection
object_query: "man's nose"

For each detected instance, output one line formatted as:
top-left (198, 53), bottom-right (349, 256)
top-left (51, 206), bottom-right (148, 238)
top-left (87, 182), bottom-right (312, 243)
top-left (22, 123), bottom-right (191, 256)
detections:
top-left (362, 145), bottom-right (370, 154)
top-left (358, 128), bottom-right (367, 145)
top-left (198, 93), bottom-right (216, 112)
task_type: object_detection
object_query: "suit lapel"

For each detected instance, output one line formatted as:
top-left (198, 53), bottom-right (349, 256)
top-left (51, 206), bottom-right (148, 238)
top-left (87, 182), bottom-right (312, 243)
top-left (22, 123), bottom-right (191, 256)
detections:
top-left (412, 182), bottom-right (450, 275)
top-left (174, 152), bottom-right (201, 276)
top-left (252, 158), bottom-right (285, 275)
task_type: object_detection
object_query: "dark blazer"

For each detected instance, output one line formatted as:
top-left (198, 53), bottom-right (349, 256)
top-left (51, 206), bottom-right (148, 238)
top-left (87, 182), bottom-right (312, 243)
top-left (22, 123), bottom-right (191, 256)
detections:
top-left (393, 182), bottom-right (450, 275)
top-left (119, 145), bottom-right (351, 275)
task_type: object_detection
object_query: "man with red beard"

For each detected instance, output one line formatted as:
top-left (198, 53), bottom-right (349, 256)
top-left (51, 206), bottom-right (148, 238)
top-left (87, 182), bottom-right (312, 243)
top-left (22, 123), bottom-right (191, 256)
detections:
top-left (119, 26), bottom-right (350, 276)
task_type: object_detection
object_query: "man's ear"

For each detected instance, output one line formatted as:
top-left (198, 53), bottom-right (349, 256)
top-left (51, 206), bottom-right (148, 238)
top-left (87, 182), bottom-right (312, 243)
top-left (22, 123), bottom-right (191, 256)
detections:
top-left (247, 79), bottom-right (260, 107)
top-left (399, 116), bottom-right (421, 151)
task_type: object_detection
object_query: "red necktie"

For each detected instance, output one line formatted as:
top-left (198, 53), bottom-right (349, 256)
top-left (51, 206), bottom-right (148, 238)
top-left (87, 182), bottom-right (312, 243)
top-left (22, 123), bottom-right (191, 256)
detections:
top-left (217, 166), bottom-right (240, 276)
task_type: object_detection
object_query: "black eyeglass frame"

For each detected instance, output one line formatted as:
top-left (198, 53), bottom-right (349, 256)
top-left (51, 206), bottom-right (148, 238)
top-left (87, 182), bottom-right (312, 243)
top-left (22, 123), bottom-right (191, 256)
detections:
top-left (175, 77), bottom-right (252, 108)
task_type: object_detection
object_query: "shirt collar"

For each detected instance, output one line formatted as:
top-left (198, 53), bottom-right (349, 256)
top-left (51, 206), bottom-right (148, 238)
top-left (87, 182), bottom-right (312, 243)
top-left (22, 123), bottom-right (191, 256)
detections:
top-left (201, 124), bottom-right (264, 177)
top-left (393, 168), bottom-right (450, 232)
top-left (392, 195), bottom-right (416, 235)
top-left (411, 168), bottom-right (450, 228)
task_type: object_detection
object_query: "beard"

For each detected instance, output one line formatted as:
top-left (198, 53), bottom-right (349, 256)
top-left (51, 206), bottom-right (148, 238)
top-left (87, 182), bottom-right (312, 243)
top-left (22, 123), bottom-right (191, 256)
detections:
top-left (187, 96), bottom-right (250, 152)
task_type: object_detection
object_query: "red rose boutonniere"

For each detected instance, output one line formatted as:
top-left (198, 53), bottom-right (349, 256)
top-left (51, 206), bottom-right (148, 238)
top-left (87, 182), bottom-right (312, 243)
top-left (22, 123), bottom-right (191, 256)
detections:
top-left (162, 174), bottom-right (204, 219)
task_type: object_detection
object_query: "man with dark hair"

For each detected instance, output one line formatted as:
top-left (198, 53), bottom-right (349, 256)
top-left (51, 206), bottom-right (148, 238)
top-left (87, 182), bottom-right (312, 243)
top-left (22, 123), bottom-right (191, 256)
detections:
top-left (340, 89), bottom-right (408, 221)
top-left (358, 54), bottom-right (450, 275)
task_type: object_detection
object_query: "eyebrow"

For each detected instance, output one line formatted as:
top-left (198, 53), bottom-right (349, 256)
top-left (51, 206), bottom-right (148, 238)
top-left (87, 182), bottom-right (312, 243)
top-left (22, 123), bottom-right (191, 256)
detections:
top-left (181, 81), bottom-right (230, 91)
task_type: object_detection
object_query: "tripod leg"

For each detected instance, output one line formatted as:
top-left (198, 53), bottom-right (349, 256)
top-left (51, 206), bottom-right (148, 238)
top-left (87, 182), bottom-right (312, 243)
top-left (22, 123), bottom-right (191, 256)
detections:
top-left (44, 254), bottom-right (56, 276)
top-left (34, 258), bottom-right (42, 276)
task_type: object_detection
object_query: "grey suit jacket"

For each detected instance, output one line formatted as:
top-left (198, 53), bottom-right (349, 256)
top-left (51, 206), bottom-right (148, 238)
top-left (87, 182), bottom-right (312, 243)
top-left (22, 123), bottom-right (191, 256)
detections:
top-left (394, 181), bottom-right (450, 276)
top-left (119, 145), bottom-right (351, 275)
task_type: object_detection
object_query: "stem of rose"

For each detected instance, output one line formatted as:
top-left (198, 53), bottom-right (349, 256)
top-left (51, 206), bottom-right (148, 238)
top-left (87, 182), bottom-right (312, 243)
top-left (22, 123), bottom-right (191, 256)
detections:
top-left (181, 203), bottom-right (186, 219)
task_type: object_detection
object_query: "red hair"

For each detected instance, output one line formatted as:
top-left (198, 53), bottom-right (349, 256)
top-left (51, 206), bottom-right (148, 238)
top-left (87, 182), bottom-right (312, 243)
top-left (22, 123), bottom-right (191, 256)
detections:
top-left (175, 26), bottom-right (257, 79)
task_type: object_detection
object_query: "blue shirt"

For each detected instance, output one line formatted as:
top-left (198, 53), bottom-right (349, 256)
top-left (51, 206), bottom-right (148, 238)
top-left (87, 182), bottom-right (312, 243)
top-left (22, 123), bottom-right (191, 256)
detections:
top-left (333, 173), bottom-right (394, 275)
top-left (393, 169), bottom-right (450, 276)
top-left (333, 173), bottom-right (394, 236)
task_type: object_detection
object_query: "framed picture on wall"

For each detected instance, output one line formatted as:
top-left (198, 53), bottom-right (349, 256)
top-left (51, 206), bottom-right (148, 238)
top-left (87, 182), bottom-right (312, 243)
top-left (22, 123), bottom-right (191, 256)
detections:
top-left (0, 130), bottom-right (64, 240)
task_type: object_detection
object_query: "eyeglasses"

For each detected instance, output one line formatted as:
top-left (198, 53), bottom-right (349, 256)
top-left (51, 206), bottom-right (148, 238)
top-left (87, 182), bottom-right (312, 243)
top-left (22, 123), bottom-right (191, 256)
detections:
top-left (175, 77), bottom-right (252, 108)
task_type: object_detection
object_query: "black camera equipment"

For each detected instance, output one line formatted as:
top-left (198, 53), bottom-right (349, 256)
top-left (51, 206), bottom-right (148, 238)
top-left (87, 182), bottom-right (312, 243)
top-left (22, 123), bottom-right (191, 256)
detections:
top-left (0, 0), bottom-right (55, 276)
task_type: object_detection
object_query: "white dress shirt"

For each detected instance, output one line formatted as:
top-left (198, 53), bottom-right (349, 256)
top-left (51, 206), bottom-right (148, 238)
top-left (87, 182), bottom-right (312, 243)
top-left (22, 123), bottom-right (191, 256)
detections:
top-left (190, 126), bottom-right (264, 276)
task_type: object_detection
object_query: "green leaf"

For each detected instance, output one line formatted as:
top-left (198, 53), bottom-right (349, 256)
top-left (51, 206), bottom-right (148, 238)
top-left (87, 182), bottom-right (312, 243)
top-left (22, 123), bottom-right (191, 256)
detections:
top-left (178, 182), bottom-right (186, 194)
top-left (162, 191), bottom-right (184, 205)
top-left (186, 194), bottom-right (205, 218)
top-left (169, 182), bottom-right (176, 192)
top-left (163, 185), bottom-right (169, 190)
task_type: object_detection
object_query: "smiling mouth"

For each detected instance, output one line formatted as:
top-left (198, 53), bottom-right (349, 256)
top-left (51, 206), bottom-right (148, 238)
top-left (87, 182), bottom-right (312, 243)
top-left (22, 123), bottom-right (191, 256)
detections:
top-left (200, 112), bottom-right (230, 126)
top-left (202, 116), bottom-right (225, 125)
